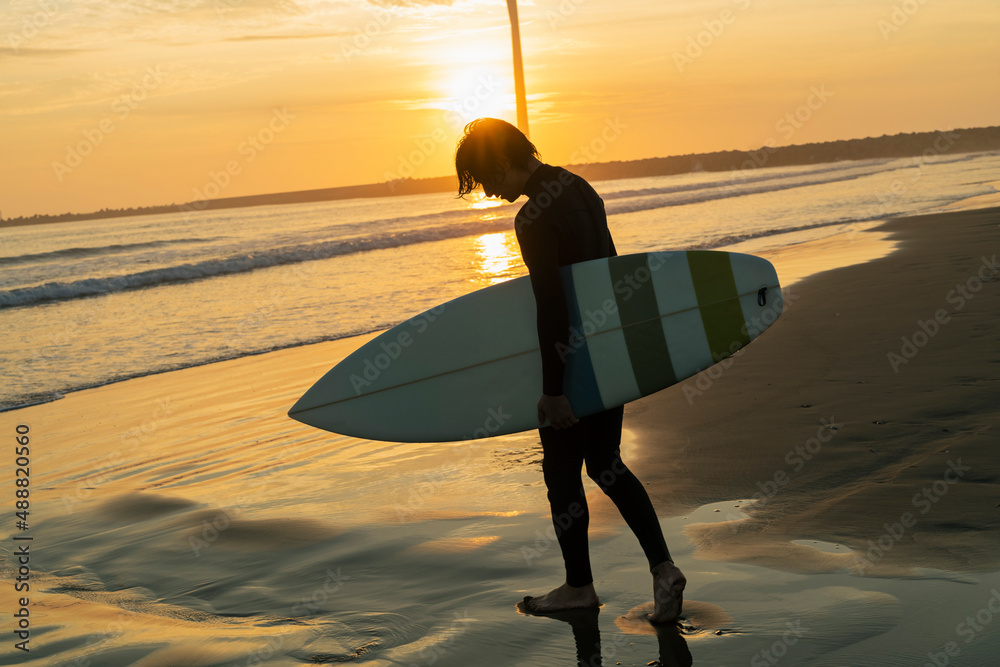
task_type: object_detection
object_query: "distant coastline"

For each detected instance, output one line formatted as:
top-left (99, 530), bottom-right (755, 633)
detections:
top-left (5, 125), bottom-right (999, 229)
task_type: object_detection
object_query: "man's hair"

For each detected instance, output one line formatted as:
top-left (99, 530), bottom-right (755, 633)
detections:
top-left (455, 117), bottom-right (539, 197)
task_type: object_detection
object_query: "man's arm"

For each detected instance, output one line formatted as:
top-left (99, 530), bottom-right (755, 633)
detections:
top-left (517, 221), bottom-right (578, 429)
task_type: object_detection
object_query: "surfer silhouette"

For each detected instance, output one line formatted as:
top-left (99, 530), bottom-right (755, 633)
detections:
top-left (455, 118), bottom-right (686, 622)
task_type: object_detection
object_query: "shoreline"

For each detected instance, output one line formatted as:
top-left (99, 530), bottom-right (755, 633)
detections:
top-left (0, 215), bottom-right (901, 416)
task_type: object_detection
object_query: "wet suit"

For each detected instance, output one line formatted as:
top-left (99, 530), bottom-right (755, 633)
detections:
top-left (515, 163), bottom-right (672, 588)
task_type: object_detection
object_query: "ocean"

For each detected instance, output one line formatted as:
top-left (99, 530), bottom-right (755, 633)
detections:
top-left (2, 150), bottom-right (999, 411)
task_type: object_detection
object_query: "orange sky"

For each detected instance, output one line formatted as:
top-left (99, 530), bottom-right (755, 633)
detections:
top-left (1, 0), bottom-right (998, 218)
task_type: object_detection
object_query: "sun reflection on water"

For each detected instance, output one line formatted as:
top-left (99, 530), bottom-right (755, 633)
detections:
top-left (472, 232), bottom-right (520, 286)
top-left (468, 192), bottom-right (503, 210)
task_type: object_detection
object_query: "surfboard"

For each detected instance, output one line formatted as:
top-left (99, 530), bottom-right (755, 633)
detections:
top-left (288, 250), bottom-right (783, 442)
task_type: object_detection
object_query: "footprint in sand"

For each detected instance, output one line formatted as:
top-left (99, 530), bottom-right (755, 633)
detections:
top-left (612, 600), bottom-right (738, 667)
top-left (615, 599), bottom-right (739, 639)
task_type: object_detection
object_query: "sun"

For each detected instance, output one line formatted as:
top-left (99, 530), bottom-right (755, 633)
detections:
top-left (441, 66), bottom-right (515, 127)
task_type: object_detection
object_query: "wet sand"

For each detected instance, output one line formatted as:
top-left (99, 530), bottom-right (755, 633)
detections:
top-left (2, 206), bottom-right (999, 666)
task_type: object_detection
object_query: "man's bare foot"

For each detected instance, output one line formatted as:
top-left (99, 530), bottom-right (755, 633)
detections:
top-left (648, 560), bottom-right (686, 624)
top-left (523, 582), bottom-right (600, 613)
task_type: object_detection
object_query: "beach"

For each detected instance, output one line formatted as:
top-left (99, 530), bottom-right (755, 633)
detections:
top-left (3, 203), bottom-right (1000, 666)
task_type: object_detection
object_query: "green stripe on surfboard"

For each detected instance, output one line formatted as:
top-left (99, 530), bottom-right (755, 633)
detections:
top-left (608, 254), bottom-right (677, 394)
top-left (687, 250), bottom-right (751, 361)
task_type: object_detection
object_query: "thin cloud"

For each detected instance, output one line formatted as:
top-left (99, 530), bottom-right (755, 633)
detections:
top-left (223, 31), bottom-right (352, 42)
top-left (370, 0), bottom-right (456, 7)
top-left (0, 47), bottom-right (88, 60)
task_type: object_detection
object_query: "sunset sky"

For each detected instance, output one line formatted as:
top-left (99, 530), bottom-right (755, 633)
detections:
top-left (2, 0), bottom-right (998, 218)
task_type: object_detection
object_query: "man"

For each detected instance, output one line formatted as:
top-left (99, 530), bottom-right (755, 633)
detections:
top-left (454, 118), bottom-right (685, 622)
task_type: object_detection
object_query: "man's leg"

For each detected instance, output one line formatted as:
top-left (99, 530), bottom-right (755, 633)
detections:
top-left (582, 406), bottom-right (686, 622)
top-left (523, 419), bottom-right (600, 612)
top-left (582, 406), bottom-right (671, 567)
top-left (542, 424), bottom-right (592, 587)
